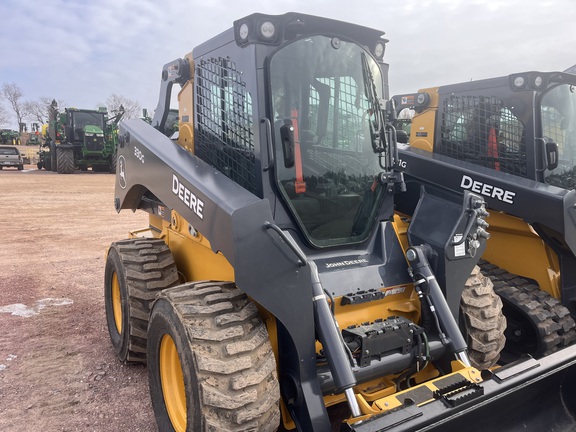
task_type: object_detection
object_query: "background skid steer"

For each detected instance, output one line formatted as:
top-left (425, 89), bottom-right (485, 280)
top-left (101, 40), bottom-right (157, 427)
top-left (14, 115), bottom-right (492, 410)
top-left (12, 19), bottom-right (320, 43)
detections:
top-left (392, 71), bottom-right (576, 363)
top-left (104, 13), bottom-right (576, 431)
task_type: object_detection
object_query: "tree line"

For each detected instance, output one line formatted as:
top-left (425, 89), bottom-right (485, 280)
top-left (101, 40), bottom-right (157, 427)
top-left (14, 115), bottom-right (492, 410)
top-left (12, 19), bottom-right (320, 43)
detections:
top-left (0, 82), bottom-right (142, 131)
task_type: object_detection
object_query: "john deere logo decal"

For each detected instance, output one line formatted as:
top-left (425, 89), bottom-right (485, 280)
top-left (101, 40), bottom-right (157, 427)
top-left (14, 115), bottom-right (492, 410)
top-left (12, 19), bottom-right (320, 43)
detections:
top-left (118, 155), bottom-right (127, 189)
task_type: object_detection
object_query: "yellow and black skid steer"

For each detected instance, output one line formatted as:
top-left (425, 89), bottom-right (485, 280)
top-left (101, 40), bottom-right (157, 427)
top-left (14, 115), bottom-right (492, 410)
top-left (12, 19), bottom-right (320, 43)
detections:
top-left (104, 13), bottom-right (576, 431)
top-left (392, 71), bottom-right (576, 364)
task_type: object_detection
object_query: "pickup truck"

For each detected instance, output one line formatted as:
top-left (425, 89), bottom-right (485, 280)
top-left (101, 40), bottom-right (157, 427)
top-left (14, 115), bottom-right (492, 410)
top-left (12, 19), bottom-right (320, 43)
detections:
top-left (0, 146), bottom-right (24, 170)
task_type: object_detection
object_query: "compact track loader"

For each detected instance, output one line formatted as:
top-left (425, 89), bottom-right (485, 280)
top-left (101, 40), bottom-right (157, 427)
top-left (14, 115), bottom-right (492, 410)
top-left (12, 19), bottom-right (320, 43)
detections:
top-left (392, 72), bottom-right (576, 362)
top-left (105, 14), bottom-right (576, 431)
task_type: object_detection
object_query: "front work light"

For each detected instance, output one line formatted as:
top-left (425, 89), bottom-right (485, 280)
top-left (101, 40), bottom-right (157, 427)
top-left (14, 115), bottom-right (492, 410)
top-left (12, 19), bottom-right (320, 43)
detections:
top-left (239, 23), bottom-right (249, 40)
top-left (260, 21), bottom-right (276, 39)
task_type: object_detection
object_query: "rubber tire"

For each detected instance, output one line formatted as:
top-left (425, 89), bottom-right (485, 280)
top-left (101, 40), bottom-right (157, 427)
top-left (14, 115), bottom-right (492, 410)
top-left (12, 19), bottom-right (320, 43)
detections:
top-left (56, 147), bottom-right (75, 174)
top-left (37, 162), bottom-right (43, 170)
top-left (16, 138), bottom-right (21, 145)
top-left (148, 281), bottom-right (281, 432)
top-left (481, 260), bottom-right (576, 358)
top-left (104, 238), bottom-right (179, 363)
top-left (18, 165), bottom-right (23, 170)
top-left (460, 265), bottom-right (507, 369)
top-left (109, 153), bottom-right (117, 174)
top-left (50, 143), bottom-right (57, 172)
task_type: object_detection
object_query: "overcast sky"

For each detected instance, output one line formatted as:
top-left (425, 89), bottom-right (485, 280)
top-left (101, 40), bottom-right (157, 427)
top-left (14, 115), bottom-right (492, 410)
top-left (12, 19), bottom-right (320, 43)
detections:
top-left (0, 0), bottom-right (574, 128)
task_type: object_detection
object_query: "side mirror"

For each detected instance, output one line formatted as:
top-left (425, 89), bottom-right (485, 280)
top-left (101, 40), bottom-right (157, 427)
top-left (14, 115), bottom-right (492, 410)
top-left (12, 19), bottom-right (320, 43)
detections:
top-left (546, 141), bottom-right (559, 170)
top-left (280, 123), bottom-right (295, 168)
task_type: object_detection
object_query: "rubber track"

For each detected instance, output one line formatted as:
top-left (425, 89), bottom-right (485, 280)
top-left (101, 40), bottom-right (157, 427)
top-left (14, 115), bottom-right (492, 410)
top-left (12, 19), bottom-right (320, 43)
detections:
top-left (159, 281), bottom-right (280, 431)
top-left (480, 260), bottom-right (576, 356)
top-left (116, 238), bottom-right (179, 363)
top-left (460, 265), bottom-right (507, 369)
top-left (56, 147), bottom-right (75, 174)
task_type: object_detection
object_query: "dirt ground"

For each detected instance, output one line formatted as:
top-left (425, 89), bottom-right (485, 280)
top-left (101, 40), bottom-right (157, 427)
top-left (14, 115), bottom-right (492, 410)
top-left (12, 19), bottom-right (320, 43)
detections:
top-left (0, 159), bottom-right (158, 431)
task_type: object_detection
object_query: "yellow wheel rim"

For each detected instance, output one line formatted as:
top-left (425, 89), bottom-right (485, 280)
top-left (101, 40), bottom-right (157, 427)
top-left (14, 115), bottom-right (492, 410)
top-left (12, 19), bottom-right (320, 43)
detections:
top-left (160, 334), bottom-right (187, 432)
top-left (111, 271), bottom-right (122, 334)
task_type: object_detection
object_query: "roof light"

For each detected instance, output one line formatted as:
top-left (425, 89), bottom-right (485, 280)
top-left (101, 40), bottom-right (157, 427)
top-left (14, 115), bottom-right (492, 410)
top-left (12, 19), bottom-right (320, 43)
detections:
top-left (239, 23), bottom-right (249, 40)
top-left (513, 76), bottom-right (525, 89)
top-left (260, 21), bottom-right (276, 39)
top-left (533, 75), bottom-right (543, 88)
top-left (374, 41), bottom-right (385, 59)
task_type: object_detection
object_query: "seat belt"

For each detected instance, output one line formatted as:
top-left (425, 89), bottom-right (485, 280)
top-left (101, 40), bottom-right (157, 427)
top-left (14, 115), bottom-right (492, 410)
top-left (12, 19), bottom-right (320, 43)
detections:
top-left (291, 109), bottom-right (306, 194)
top-left (488, 127), bottom-right (500, 171)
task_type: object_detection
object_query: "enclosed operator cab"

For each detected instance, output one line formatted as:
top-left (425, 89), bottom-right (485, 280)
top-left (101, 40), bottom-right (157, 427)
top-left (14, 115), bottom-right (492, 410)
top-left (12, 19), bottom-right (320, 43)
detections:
top-left (106, 14), bottom-right (576, 432)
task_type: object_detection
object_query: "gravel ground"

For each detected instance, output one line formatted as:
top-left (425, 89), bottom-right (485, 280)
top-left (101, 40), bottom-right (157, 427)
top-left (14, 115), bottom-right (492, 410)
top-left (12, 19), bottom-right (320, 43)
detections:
top-left (0, 162), bottom-right (158, 431)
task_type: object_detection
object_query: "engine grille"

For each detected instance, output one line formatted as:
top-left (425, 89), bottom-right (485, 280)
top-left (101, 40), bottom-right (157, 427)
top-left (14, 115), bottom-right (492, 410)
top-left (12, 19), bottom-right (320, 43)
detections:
top-left (85, 136), bottom-right (104, 152)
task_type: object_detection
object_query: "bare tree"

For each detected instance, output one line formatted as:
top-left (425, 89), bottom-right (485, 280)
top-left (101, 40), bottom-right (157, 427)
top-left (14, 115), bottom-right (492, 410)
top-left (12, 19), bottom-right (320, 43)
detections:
top-left (25, 97), bottom-right (66, 124)
top-left (1, 83), bottom-right (29, 132)
top-left (106, 94), bottom-right (140, 119)
top-left (25, 101), bottom-right (47, 124)
top-left (0, 104), bottom-right (9, 127)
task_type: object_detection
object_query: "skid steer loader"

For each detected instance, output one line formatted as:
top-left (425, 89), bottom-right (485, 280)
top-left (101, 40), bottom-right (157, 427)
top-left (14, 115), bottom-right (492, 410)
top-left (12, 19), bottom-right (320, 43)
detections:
top-left (392, 72), bottom-right (576, 363)
top-left (105, 14), bottom-right (576, 431)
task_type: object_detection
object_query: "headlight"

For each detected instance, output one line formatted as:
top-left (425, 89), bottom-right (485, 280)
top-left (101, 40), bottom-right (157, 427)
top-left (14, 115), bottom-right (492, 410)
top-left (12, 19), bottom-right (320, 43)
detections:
top-left (513, 76), bottom-right (525, 89)
top-left (239, 23), bottom-right (249, 40)
top-left (533, 75), bottom-right (544, 88)
top-left (260, 21), bottom-right (276, 39)
top-left (374, 41), bottom-right (385, 59)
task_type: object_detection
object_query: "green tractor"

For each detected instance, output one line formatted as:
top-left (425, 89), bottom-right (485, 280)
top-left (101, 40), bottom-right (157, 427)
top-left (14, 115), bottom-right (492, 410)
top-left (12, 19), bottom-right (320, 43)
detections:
top-left (0, 129), bottom-right (20, 145)
top-left (41, 101), bottom-right (123, 173)
top-left (27, 123), bottom-right (41, 146)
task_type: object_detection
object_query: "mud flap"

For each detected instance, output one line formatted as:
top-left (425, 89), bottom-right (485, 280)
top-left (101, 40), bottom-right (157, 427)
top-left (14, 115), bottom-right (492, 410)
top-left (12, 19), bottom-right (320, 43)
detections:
top-left (342, 344), bottom-right (576, 432)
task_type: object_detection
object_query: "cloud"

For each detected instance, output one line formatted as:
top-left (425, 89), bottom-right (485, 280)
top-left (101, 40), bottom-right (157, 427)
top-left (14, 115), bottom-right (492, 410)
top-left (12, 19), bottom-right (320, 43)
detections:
top-left (0, 0), bottom-right (575, 127)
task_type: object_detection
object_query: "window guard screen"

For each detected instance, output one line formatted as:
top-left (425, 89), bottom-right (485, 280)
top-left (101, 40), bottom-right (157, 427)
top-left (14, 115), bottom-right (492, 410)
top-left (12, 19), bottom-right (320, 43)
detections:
top-left (195, 57), bottom-right (257, 194)
top-left (439, 95), bottom-right (527, 177)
